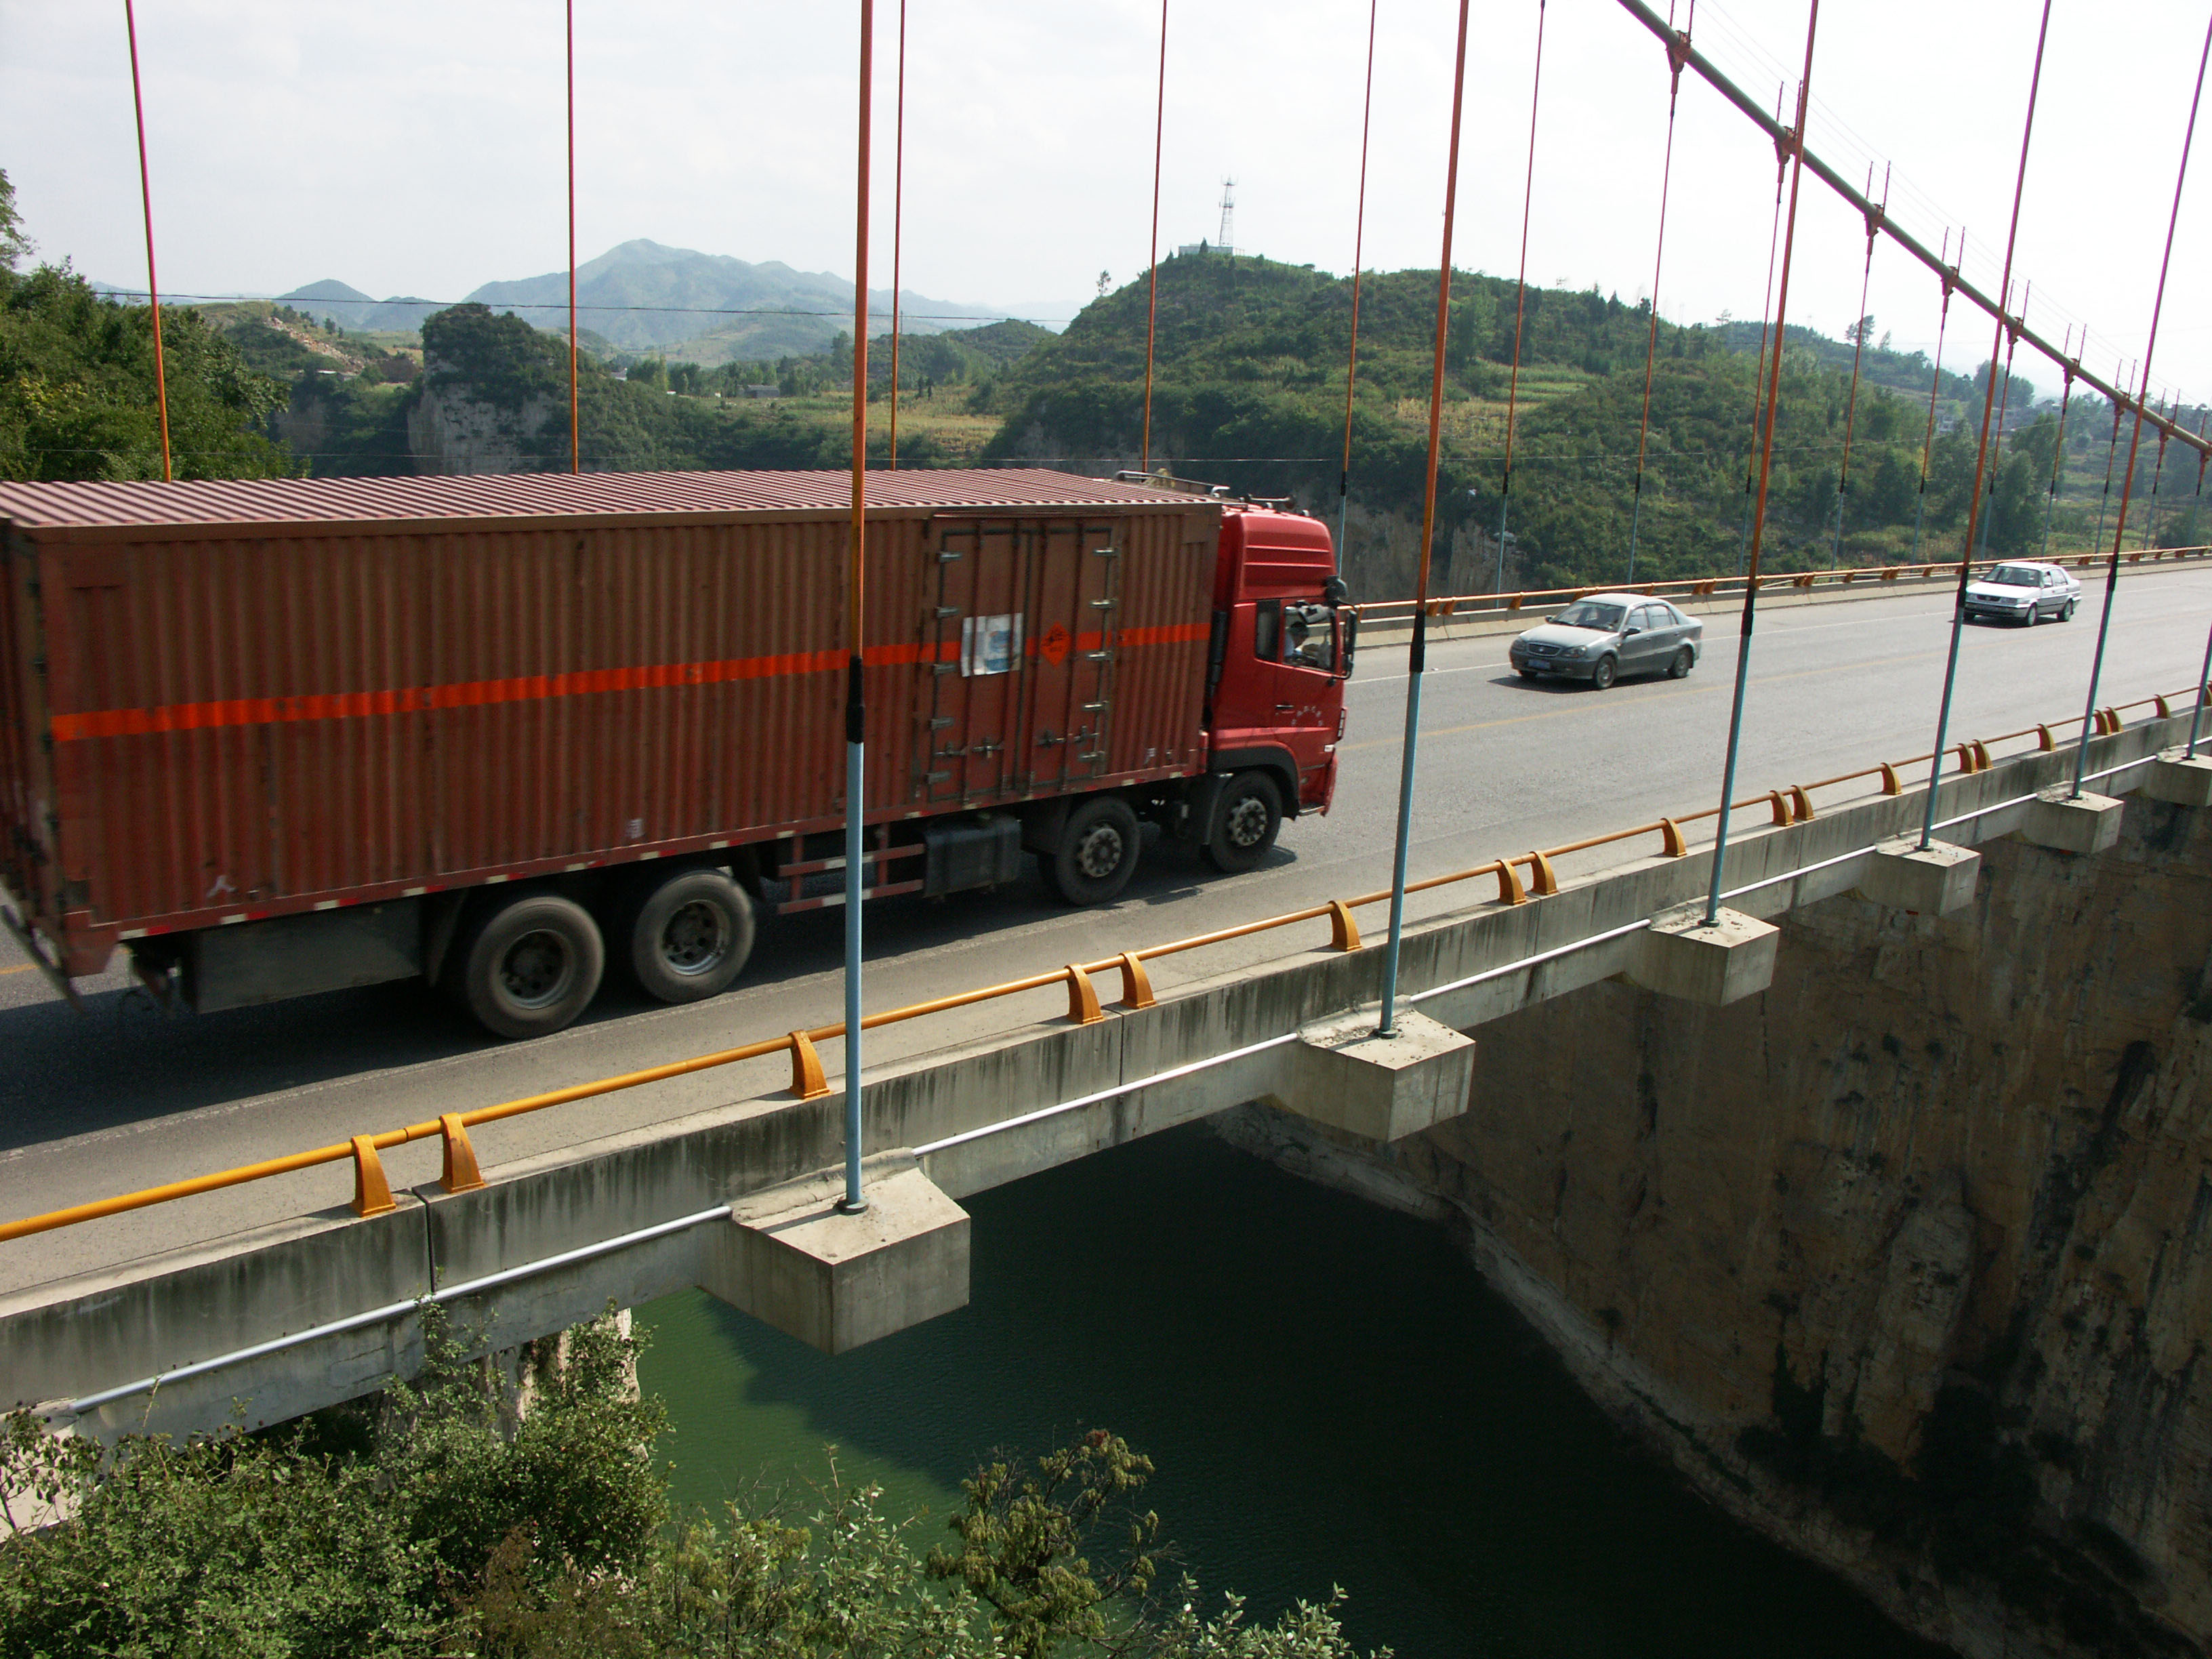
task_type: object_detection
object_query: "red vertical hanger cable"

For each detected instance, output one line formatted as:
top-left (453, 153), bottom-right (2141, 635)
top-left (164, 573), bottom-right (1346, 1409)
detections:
top-left (1827, 163), bottom-right (1886, 569)
top-left (888, 0), bottom-right (907, 468)
top-left (1492, 0), bottom-right (1549, 593)
top-left (1732, 89), bottom-right (1788, 575)
top-left (1141, 0), bottom-right (1168, 475)
top-left (1906, 231), bottom-right (1958, 563)
top-left (567, 0), bottom-right (579, 474)
top-left (1626, 0), bottom-right (1693, 586)
top-left (2038, 327), bottom-right (2076, 558)
top-left (122, 0), bottom-right (171, 482)
top-left (1336, 0), bottom-right (1379, 559)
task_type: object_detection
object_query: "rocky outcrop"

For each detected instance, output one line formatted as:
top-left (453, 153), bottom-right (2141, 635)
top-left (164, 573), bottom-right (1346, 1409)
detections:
top-left (406, 379), bottom-right (556, 476)
top-left (1221, 796), bottom-right (2212, 1657)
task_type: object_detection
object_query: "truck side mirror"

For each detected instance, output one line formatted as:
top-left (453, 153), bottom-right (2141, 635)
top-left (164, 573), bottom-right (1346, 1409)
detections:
top-left (1336, 608), bottom-right (1358, 678)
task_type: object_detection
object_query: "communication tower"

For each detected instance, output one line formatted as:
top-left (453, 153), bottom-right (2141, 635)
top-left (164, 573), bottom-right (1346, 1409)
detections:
top-left (1217, 178), bottom-right (1236, 257)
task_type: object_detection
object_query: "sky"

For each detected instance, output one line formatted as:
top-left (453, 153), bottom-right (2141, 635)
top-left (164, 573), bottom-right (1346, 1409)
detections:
top-left (3, 1), bottom-right (2209, 411)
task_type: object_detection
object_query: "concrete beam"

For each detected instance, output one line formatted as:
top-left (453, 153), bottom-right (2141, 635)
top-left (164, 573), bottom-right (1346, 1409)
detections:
top-left (699, 1151), bottom-right (969, 1356)
top-left (1623, 906), bottom-right (1779, 1006)
top-left (2137, 748), bottom-right (2212, 807)
top-left (2017, 786), bottom-right (2124, 855)
top-left (1285, 1008), bottom-right (1477, 1143)
top-left (1854, 836), bottom-right (1980, 916)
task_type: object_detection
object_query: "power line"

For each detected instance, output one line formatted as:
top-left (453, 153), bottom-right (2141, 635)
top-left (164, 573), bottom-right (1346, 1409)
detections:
top-left (90, 288), bottom-right (1074, 328)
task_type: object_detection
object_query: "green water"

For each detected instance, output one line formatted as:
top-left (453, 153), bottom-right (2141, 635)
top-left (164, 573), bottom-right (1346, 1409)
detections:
top-left (635, 1126), bottom-right (1945, 1658)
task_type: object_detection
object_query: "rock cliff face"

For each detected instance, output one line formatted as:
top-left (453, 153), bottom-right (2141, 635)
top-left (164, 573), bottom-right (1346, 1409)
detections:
top-left (1222, 797), bottom-right (2212, 1657)
top-left (405, 380), bottom-right (555, 476)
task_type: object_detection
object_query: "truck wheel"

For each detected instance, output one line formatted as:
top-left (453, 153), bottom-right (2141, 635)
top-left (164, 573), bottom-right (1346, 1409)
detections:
top-left (619, 866), bottom-right (754, 1004)
top-left (1039, 795), bottom-right (1141, 905)
top-left (1203, 770), bottom-right (1283, 874)
top-left (451, 893), bottom-right (604, 1040)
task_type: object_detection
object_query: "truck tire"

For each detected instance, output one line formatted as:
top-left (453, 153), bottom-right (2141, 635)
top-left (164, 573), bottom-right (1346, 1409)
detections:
top-left (618, 865), bottom-right (754, 1004)
top-left (451, 892), bottom-right (605, 1040)
top-left (1204, 770), bottom-right (1283, 874)
top-left (1038, 795), bottom-right (1142, 905)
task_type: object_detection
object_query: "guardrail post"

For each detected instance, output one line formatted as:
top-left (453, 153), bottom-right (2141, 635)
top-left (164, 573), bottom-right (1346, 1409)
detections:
top-left (437, 1115), bottom-right (485, 1195)
top-left (350, 1136), bottom-right (396, 1218)
top-left (1063, 964), bottom-right (1105, 1025)
top-left (1327, 899), bottom-right (1363, 951)
top-left (1658, 818), bottom-right (1687, 857)
top-left (1789, 785), bottom-right (1816, 821)
top-left (1879, 762), bottom-right (1902, 794)
top-left (1493, 859), bottom-right (1528, 905)
top-left (1113, 951), bottom-right (1156, 1010)
top-left (788, 1031), bottom-right (831, 1100)
top-left (1524, 851), bottom-right (1559, 895)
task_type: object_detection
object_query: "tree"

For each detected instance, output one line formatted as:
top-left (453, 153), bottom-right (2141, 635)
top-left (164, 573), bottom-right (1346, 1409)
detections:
top-left (1845, 313), bottom-right (1876, 346)
top-left (0, 169), bottom-right (30, 272)
top-left (1099, 270), bottom-right (1113, 298)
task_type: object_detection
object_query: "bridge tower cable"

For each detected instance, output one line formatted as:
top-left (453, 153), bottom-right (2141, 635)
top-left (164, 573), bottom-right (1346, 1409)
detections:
top-left (1906, 232), bottom-right (1957, 566)
top-left (1733, 92), bottom-right (1788, 579)
top-left (1336, 0), bottom-right (1378, 564)
top-left (121, 0), bottom-right (171, 483)
top-left (1919, 0), bottom-right (2051, 853)
top-left (1376, 0), bottom-right (1473, 1040)
top-left (888, 0), bottom-right (906, 469)
top-left (2072, 8), bottom-right (2210, 802)
top-left (2039, 327), bottom-right (2076, 560)
top-left (1140, 0), bottom-right (1168, 475)
top-left (2092, 361), bottom-right (2131, 552)
top-left (840, 0), bottom-right (877, 1214)
top-left (1704, 3), bottom-right (1818, 928)
top-left (1626, 0), bottom-right (1695, 588)
top-left (1612, 1), bottom-right (2208, 472)
top-left (1828, 163), bottom-right (1887, 571)
top-left (567, 0), bottom-right (579, 474)
top-left (1493, 0), bottom-right (1549, 597)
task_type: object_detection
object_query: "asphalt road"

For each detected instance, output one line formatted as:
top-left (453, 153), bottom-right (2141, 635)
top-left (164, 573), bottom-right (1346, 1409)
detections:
top-left (5, 570), bottom-right (2209, 1294)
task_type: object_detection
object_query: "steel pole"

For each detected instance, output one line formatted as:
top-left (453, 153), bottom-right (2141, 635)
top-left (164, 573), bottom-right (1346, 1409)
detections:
top-left (840, 0), bottom-right (876, 1213)
top-left (2188, 619), bottom-right (2212, 760)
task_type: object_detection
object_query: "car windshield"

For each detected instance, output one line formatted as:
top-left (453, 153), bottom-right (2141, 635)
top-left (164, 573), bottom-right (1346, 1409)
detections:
top-left (1987, 566), bottom-right (2041, 587)
top-left (1555, 601), bottom-right (1626, 631)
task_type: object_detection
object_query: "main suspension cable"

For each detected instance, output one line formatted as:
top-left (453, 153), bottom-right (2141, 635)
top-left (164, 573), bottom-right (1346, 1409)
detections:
top-left (2072, 7), bottom-right (2210, 799)
top-left (122, 0), bottom-right (171, 482)
top-left (1626, 0), bottom-right (1694, 587)
top-left (1827, 163), bottom-right (1887, 570)
top-left (1336, 0), bottom-right (1379, 563)
top-left (1706, 3), bottom-right (1819, 926)
top-left (888, 0), bottom-right (906, 468)
top-left (1907, 231), bottom-right (1959, 565)
top-left (1140, 0), bottom-right (1168, 474)
top-left (1493, 0), bottom-right (1550, 595)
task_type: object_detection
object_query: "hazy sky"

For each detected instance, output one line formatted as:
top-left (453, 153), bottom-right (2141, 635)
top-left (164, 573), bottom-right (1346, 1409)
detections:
top-left (3, 1), bottom-right (2208, 409)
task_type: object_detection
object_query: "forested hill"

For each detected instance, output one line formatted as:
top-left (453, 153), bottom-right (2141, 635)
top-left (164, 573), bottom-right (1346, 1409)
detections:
top-left (978, 253), bottom-right (2154, 601)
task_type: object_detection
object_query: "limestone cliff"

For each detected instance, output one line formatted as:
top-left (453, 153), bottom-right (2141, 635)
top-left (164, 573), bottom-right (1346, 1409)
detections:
top-left (1223, 796), bottom-right (2212, 1657)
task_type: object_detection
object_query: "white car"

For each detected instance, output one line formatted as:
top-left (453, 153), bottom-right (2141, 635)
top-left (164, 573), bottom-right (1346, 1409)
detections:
top-left (1964, 560), bottom-right (2081, 627)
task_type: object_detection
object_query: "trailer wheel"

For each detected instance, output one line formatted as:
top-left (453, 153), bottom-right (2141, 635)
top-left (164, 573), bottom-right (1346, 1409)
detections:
top-left (1203, 770), bottom-right (1284, 874)
top-left (451, 893), bottom-right (604, 1040)
top-left (619, 866), bottom-right (754, 1004)
top-left (1038, 795), bottom-right (1141, 905)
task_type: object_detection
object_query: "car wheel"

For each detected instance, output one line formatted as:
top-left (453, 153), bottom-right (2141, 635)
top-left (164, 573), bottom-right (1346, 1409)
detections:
top-left (1040, 794), bottom-right (1142, 905)
top-left (1590, 654), bottom-right (1618, 691)
top-left (2018, 605), bottom-right (2036, 628)
top-left (451, 892), bottom-right (604, 1040)
top-left (2063, 597), bottom-right (2078, 621)
top-left (1667, 646), bottom-right (1694, 679)
top-left (617, 865), bottom-right (754, 1004)
top-left (1203, 770), bottom-right (1284, 874)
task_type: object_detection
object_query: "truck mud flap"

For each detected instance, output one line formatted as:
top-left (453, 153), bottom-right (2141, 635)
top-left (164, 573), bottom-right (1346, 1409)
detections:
top-left (0, 906), bottom-right (82, 1012)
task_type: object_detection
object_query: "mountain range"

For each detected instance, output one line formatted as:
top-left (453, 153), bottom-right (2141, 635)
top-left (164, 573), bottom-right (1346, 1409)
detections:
top-left (272, 240), bottom-right (1064, 363)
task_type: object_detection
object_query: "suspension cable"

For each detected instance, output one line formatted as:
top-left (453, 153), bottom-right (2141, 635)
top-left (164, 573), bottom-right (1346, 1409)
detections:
top-left (1733, 100), bottom-right (1787, 579)
top-left (888, 0), bottom-right (906, 469)
top-left (2143, 396), bottom-right (2175, 550)
top-left (1907, 232), bottom-right (1958, 565)
top-left (2072, 7), bottom-right (2210, 800)
top-left (1493, 0), bottom-right (1549, 594)
top-left (567, 0), bottom-right (579, 474)
top-left (122, 0), bottom-right (171, 483)
top-left (840, 0), bottom-right (877, 1214)
top-left (1706, 2), bottom-right (1819, 926)
top-left (1976, 283), bottom-right (2027, 559)
top-left (2093, 360), bottom-right (2132, 552)
top-left (1827, 163), bottom-right (1887, 570)
top-left (1336, 0), bottom-right (1379, 563)
top-left (1377, 0), bottom-right (1475, 1039)
top-left (2039, 327), bottom-right (2076, 558)
top-left (1626, 0), bottom-right (1693, 586)
top-left (1140, 0), bottom-right (1168, 474)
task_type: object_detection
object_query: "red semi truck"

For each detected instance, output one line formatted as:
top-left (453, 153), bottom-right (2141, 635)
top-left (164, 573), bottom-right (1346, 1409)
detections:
top-left (0, 468), bottom-right (1353, 1038)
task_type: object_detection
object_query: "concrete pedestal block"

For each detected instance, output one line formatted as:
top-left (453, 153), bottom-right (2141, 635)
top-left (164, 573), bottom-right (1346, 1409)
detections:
top-left (1624, 906), bottom-right (1778, 1006)
top-left (699, 1152), bottom-right (969, 1355)
top-left (1854, 836), bottom-right (1980, 916)
top-left (2138, 749), bottom-right (2212, 807)
top-left (1286, 1008), bottom-right (1477, 1143)
top-left (2017, 786), bottom-right (2123, 855)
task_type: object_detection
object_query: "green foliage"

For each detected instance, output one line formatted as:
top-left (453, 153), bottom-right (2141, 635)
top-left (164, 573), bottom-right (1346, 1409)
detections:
top-left (0, 169), bottom-right (31, 272)
top-left (0, 264), bottom-right (295, 482)
top-left (2, 1315), bottom-right (1385, 1659)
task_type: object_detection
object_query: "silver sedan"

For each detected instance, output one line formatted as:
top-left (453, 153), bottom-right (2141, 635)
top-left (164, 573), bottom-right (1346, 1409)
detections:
top-left (1509, 593), bottom-right (1704, 690)
top-left (1963, 560), bottom-right (2081, 626)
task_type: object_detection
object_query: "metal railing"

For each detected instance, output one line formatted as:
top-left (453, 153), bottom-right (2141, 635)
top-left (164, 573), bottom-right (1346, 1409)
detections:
top-left (2, 676), bottom-right (2205, 1248)
top-left (1350, 545), bottom-right (2212, 628)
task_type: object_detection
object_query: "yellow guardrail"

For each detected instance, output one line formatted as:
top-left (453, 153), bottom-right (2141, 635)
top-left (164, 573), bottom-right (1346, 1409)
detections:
top-left (1, 677), bottom-right (2205, 1245)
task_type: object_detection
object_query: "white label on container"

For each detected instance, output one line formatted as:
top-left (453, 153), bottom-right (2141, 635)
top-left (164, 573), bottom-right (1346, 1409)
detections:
top-left (961, 614), bottom-right (1023, 676)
